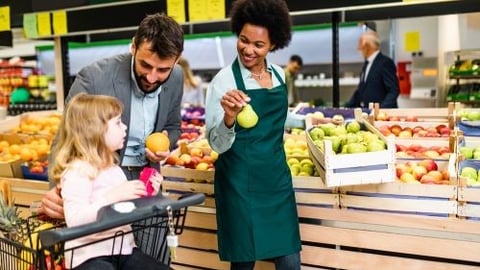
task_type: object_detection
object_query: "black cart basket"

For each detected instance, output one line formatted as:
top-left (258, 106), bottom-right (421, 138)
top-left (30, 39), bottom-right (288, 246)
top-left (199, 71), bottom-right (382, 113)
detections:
top-left (0, 192), bottom-right (205, 270)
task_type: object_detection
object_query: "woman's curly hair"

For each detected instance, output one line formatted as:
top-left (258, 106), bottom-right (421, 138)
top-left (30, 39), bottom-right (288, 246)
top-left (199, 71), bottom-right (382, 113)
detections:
top-left (229, 0), bottom-right (292, 52)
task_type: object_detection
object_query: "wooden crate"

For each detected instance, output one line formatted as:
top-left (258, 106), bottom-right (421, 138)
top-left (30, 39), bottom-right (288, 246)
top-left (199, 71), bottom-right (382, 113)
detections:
top-left (306, 114), bottom-right (396, 187)
top-left (372, 102), bottom-right (455, 126)
top-left (457, 158), bottom-right (480, 221)
top-left (339, 156), bottom-right (458, 217)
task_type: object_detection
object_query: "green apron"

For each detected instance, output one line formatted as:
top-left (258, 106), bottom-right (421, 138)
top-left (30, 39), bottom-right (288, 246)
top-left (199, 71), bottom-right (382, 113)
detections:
top-left (214, 59), bottom-right (301, 262)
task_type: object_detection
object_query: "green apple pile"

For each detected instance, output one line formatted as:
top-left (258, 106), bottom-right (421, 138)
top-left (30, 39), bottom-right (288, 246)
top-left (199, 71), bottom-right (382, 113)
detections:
top-left (459, 146), bottom-right (480, 160)
top-left (308, 120), bottom-right (386, 154)
top-left (287, 157), bottom-right (318, 177)
top-left (460, 166), bottom-right (480, 186)
top-left (457, 109), bottom-right (480, 121)
top-left (284, 137), bottom-right (308, 156)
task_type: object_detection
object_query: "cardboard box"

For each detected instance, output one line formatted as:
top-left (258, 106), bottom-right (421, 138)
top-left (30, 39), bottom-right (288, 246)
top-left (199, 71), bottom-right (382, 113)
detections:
top-left (0, 158), bottom-right (23, 178)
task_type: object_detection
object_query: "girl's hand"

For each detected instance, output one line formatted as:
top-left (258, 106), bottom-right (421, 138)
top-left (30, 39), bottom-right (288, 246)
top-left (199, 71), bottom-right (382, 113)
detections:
top-left (105, 180), bottom-right (146, 203)
top-left (150, 172), bottom-right (163, 196)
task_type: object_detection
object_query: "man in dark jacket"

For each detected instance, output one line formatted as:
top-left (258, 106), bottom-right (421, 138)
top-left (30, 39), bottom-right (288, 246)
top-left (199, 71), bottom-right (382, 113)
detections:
top-left (345, 30), bottom-right (399, 108)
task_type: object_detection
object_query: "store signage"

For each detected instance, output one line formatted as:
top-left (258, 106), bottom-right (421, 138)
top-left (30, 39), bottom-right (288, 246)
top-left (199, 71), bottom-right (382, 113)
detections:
top-left (167, 0), bottom-right (186, 23)
top-left (37, 12), bottom-right (51, 37)
top-left (188, 0), bottom-right (225, 22)
top-left (0, 6), bottom-right (10, 32)
top-left (23, 13), bottom-right (38, 38)
top-left (53, 10), bottom-right (68, 35)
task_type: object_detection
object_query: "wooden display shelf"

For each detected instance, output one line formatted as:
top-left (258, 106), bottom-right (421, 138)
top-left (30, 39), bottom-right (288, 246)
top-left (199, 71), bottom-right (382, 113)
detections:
top-left (0, 177), bottom-right (49, 218)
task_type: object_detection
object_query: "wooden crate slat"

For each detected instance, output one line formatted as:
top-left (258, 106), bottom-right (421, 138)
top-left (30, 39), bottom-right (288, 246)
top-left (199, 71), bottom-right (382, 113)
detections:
top-left (300, 223), bottom-right (480, 262)
top-left (173, 247), bottom-right (229, 270)
top-left (184, 209), bottom-right (217, 230)
top-left (301, 244), bottom-right (479, 270)
top-left (340, 194), bottom-right (457, 215)
top-left (163, 180), bottom-right (214, 195)
top-left (340, 182), bottom-right (457, 199)
top-left (162, 166), bottom-right (214, 181)
top-left (180, 229), bottom-right (218, 251)
top-left (295, 191), bottom-right (339, 207)
top-left (297, 206), bottom-right (480, 234)
top-left (458, 204), bottom-right (480, 219)
top-left (292, 177), bottom-right (331, 189)
top-left (458, 187), bottom-right (480, 202)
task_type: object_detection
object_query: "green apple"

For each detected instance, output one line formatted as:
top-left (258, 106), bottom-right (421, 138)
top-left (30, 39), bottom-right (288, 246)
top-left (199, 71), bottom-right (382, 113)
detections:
top-left (367, 139), bottom-right (386, 152)
top-left (289, 164), bottom-right (302, 176)
top-left (346, 120), bottom-right (361, 133)
top-left (332, 125), bottom-right (347, 136)
top-left (319, 123), bottom-right (336, 136)
top-left (345, 133), bottom-right (359, 144)
top-left (460, 146), bottom-right (474, 159)
top-left (309, 127), bottom-right (325, 140)
top-left (298, 171), bottom-right (311, 177)
top-left (287, 158), bottom-right (300, 166)
top-left (300, 159), bottom-right (313, 166)
top-left (474, 151), bottom-right (480, 160)
top-left (301, 164), bottom-right (314, 175)
top-left (467, 111), bottom-right (480, 121)
top-left (461, 166), bottom-right (477, 180)
top-left (346, 143), bottom-right (367, 154)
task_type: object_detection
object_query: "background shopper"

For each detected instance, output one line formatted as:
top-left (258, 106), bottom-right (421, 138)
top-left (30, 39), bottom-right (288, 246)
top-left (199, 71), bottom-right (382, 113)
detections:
top-left (345, 30), bottom-right (399, 108)
top-left (284, 54), bottom-right (303, 106)
top-left (178, 57), bottom-right (205, 106)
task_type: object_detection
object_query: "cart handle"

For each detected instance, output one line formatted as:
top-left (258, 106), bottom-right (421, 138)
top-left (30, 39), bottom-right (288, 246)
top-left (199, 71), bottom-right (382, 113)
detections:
top-left (39, 192), bottom-right (205, 248)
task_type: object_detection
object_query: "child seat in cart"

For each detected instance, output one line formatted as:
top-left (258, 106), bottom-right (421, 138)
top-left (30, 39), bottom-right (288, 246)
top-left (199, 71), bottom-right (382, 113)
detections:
top-left (0, 192), bottom-right (205, 270)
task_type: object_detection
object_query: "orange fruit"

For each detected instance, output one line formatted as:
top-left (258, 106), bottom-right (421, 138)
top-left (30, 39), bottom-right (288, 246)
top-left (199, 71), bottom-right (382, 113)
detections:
top-left (146, 132), bottom-right (170, 152)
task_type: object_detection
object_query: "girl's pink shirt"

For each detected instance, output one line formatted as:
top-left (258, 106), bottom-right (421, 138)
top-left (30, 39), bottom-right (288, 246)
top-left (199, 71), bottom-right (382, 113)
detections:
top-left (61, 160), bottom-right (136, 268)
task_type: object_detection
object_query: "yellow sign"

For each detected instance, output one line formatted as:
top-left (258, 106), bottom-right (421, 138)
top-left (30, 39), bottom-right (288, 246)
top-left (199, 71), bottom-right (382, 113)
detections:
top-left (206, 0), bottom-right (225, 20)
top-left (167, 0), bottom-right (186, 23)
top-left (37, 12), bottom-right (51, 37)
top-left (188, 0), bottom-right (207, 22)
top-left (188, 0), bottom-right (225, 22)
top-left (23, 13), bottom-right (38, 38)
top-left (0, 6), bottom-right (10, 31)
top-left (53, 10), bottom-right (67, 35)
top-left (404, 31), bottom-right (420, 52)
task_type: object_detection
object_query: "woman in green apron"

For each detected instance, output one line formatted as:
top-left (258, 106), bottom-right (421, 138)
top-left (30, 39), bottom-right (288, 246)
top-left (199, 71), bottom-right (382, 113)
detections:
top-left (205, 0), bottom-right (301, 269)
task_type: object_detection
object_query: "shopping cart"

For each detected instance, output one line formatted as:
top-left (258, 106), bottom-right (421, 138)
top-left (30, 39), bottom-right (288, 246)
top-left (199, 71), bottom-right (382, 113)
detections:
top-left (0, 192), bottom-right (205, 270)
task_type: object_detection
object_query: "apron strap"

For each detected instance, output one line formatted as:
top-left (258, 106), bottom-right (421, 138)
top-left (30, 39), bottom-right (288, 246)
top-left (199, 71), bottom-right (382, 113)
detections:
top-left (232, 58), bottom-right (246, 91)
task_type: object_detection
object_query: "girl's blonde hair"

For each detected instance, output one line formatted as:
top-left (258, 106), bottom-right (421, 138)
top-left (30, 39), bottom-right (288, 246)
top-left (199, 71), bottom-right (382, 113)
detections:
top-left (49, 93), bottom-right (123, 183)
top-left (177, 57), bottom-right (199, 89)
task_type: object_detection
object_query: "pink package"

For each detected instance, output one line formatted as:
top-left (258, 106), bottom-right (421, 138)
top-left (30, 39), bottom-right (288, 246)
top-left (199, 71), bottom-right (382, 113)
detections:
top-left (139, 167), bottom-right (158, 196)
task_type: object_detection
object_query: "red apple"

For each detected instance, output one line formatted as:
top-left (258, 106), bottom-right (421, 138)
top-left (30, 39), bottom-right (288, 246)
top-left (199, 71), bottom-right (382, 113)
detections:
top-left (189, 147), bottom-right (204, 158)
top-left (396, 163), bottom-right (412, 178)
top-left (390, 125), bottom-right (402, 136)
top-left (419, 159), bottom-right (438, 172)
top-left (426, 170), bottom-right (443, 182)
top-left (165, 156), bottom-right (179, 166)
top-left (398, 130), bottom-right (412, 138)
top-left (412, 126), bottom-right (424, 134)
top-left (420, 174), bottom-right (437, 184)
top-left (411, 165), bottom-right (428, 180)
top-left (423, 150), bottom-right (440, 159)
top-left (400, 172), bottom-right (416, 182)
top-left (195, 162), bottom-right (209, 170)
top-left (376, 112), bottom-right (388, 121)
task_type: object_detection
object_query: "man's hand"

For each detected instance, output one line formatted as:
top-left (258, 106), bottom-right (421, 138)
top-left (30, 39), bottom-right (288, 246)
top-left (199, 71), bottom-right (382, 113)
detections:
top-left (39, 186), bottom-right (65, 219)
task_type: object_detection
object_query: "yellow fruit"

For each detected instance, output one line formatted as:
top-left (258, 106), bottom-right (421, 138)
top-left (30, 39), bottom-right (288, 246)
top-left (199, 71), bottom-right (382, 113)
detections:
top-left (145, 132), bottom-right (170, 152)
top-left (236, 104), bottom-right (258, 128)
top-left (19, 222), bottom-right (55, 270)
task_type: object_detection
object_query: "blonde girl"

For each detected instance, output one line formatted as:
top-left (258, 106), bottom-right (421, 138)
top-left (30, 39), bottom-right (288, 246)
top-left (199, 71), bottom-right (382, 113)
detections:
top-left (50, 93), bottom-right (169, 270)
